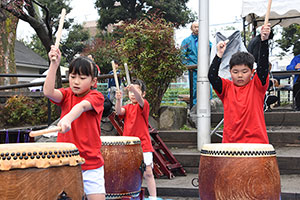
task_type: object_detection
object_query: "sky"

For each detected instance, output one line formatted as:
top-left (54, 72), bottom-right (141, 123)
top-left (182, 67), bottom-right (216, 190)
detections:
top-left (16, 0), bottom-right (243, 44)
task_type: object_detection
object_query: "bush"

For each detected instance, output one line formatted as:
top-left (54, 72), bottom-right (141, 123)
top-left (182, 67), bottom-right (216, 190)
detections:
top-left (118, 14), bottom-right (186, 119)
top-left (0, 96), bottom-right (59, 128)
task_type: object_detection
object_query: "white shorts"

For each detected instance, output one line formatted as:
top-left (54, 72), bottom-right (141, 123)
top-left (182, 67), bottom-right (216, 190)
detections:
top-left (143, 152), bottom-right (153, 168)
top-left (82, 166), bottom-right (106, 195)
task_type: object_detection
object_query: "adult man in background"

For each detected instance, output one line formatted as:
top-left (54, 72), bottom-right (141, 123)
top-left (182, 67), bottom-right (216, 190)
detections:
top-left (286, 54), bottom-right (300, 111)
top-left (181, 22), bottom-right (200, 107)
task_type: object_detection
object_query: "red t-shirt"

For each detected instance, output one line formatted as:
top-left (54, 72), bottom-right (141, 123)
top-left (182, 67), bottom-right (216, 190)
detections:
top-left (53, 88), bottom-right (104, 170)
top-left (120, 99), bottom-right (154, 152)
top-left (216, 74), bottom-right (269, 144)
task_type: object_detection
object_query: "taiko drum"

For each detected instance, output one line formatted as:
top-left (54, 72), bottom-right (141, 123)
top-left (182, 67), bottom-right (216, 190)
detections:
top-left (101, 136), bottom-right (144, 199)
top-left (0, 142), bottom-right (85, 200)
top-left (198, 143), bottom-right (281, 200)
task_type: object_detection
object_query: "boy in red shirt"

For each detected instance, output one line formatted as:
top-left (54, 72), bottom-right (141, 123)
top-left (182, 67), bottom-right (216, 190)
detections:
top-left (208, 23), bottom-right (271, 144)
top-left (115, 79), bottom-right (157, 199)
top-left (45, 46), bottom-right (105, 200)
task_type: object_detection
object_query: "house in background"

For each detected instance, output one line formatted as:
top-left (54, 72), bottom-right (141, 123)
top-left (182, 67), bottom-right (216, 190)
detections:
top-left (14, 40), bottom-right (48, 83)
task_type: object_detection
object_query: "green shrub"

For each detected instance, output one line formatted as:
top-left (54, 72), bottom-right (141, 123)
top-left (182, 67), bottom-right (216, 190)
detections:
top-left (118, 15), bottom-right (186, 119)
top-left (0, 96), bottom-right (59, 128)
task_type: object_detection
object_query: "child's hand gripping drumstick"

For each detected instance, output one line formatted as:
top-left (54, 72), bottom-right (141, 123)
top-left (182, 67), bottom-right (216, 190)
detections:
top-left (111, 60), bottom-right (120, 91)
top-left (51, 8), bottom-right (66, 61)
top-left (29, 126), bottom-right (62, 137)
top-left (124, 63), bottom-right (131, 86)
top-left (217, 39), bottom-right (229, 58)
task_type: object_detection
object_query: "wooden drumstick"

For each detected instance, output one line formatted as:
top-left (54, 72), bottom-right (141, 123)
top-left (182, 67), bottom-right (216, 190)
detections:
top-left (52, 8), bottom-right (66, 61)
top-left (124, 63), bottom-right (131, 86)
top-left (264, 0), bottom-right (272, 25)
top-left (29, 126), bottom-right (62, 137)
top-left (111, 60), bottom-right (120, 91)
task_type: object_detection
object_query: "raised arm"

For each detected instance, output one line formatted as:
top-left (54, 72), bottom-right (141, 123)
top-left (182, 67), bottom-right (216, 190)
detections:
top-left (58, 100), bottom-right (93, 133)
top-left (256, 23), bottom-right (271, 86)
top-left (115, 90), bottom-right (125, 115)
top-left (43, 45), bottom-right (63, 103)
top-left (208, 40), bottom-right (227, 94)
top-left (127, 84), bottom-right (144, 108)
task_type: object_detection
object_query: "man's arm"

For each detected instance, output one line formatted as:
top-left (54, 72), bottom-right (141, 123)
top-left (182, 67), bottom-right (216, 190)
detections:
top-left (287, 56), bottom-right (300, 71)
top-left (58, 100), bottom-right (93, 133)
top-left (43, 45), bottom-right (63, 103)
top-left (257, 23), bottom-right (271, 86)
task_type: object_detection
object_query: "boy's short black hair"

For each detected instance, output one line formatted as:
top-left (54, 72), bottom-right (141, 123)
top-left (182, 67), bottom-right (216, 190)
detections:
top-left (69, 56), bottom-right (98, 78)
top-left (132, 78), bottom-right (146, 93)
top-left (229, 52), bottom-right (255, 70)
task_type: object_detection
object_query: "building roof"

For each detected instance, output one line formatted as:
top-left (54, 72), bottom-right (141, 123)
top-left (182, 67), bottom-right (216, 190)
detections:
top-left (15, 40), bottom-right (48, 70)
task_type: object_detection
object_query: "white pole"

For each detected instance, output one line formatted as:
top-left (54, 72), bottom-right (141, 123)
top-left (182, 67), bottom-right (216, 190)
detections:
top-left (197, 0), bottom-right (211, 151)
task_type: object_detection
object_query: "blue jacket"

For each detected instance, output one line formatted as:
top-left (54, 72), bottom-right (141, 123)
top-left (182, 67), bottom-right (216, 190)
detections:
top-left (108, 70), bottom-right (122, 88)
top-left (181, 34), bottom-right (198, 65)
top-left (286, 54), bottom-right (300, 84)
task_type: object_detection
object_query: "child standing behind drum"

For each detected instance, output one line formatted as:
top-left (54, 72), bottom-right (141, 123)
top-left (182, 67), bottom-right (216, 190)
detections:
top-left (44, 45), bottom-right (105, 200)
top-left (115, 79), bottom-right (157, 199)
top-left (208, 23), bottom-right (271, 144)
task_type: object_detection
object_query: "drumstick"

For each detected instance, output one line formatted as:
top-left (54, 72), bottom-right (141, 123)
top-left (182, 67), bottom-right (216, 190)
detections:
top-left (51, 8), bottom-right (66, 61)
top-left (124, 63), bottom-right (131, 86)
top-left (29, 126), bottom-right (62, 137)
top-left (264, 0), bottom-right (272, 25)
top-left (111, 60), bottom-right (120, 91)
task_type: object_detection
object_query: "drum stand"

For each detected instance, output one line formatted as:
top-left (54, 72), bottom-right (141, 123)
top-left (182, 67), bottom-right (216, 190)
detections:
top-left (108, 112), bottom-right (186, 179)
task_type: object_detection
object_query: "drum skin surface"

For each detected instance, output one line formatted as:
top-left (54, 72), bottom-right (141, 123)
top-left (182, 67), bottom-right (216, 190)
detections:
top-left (0, 142), bottom-right (84, 200)
top-left (198, 143), bottom-right (281, 200)
top-left (101, 136), bottom-right (143, 199)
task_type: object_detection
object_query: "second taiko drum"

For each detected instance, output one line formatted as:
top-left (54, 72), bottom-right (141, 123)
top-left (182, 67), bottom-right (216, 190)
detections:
top-left (198, 143), bottom-right (281, 200)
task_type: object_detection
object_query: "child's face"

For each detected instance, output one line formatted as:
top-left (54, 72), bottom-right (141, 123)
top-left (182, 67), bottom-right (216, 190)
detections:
top-left (230, 64), bottom-right (254, 87)
top-left (69, 72), bottom-right (96, 97)
top-left (128, 84), bottom-right (145, 104)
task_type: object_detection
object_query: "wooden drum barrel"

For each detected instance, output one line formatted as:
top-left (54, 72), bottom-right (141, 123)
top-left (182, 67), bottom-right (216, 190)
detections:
top-left (198, 143), bottom-right (281, 200)
top-left (101, 136), bottom-right (144, 199)
top-left (0, 142), bottom-right (85, 200)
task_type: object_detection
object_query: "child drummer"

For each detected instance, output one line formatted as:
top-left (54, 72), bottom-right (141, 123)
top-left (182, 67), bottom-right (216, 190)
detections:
top-left (115, 79), bottom-right (157, 200)
top-left (208, 23), bottom-right (271, 144)
top-left (44, 45), bottom-right (105, 200)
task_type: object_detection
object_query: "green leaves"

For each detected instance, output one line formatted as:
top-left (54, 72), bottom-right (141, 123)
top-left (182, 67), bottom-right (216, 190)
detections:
top-left (95, 0), bottom-right (196, 30)
top-left (276, 24), bottom-right (300, 56)
top-left (117, 15), bottom-right (186, 118)
top-left (0, 96), bottom-right (59, 127)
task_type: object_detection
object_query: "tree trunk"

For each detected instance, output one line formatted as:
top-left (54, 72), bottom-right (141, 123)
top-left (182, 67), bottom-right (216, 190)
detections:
top-left (0, 9), bottom-right (18, 86)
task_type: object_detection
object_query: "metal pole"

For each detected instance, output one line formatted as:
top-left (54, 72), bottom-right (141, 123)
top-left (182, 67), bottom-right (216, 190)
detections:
top-left (197, 0), bottom-right (211, 151)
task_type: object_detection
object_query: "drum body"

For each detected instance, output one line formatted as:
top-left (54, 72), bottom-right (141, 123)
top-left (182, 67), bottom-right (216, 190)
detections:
top-left (101, 136), bottom-right (143, 199)
top-left (198, 143), bottom-right (281, 200)
top-left (0, 142), bottom-right (85, 200)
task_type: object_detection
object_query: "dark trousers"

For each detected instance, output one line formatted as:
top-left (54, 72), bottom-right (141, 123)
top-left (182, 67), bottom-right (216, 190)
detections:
top-left (293, 78), bottom-right (300, 110)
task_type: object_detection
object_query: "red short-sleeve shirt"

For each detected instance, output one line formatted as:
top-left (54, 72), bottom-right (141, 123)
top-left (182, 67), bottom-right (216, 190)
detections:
top-left (216, 74), bottom-right (269, 144)
top-left (53, 88), bottom-right (104, 170)
top-left (121, 99), bottom-right (154, 152)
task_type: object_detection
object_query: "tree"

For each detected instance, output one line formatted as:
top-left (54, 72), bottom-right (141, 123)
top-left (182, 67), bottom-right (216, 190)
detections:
top-left (0, 9), bottom-right (18, 85)
top-left (82, 34), bottom-right (119, 75)
top-left (117, 15), bottom-right (186, 119)
top-left (1, 0), bottom-right (72, 88)
top-left (61, 24), bottom-right (90, 63)
top-left (276, 24), bottom-right (300, 56)
top-left (26, 24), bottom-right (90, 65)
top-left (95, 0), bottom-right (196, 30)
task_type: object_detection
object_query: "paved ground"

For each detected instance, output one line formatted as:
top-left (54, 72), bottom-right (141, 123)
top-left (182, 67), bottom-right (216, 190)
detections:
top-left (142, 173), bottom-right (300, 199)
